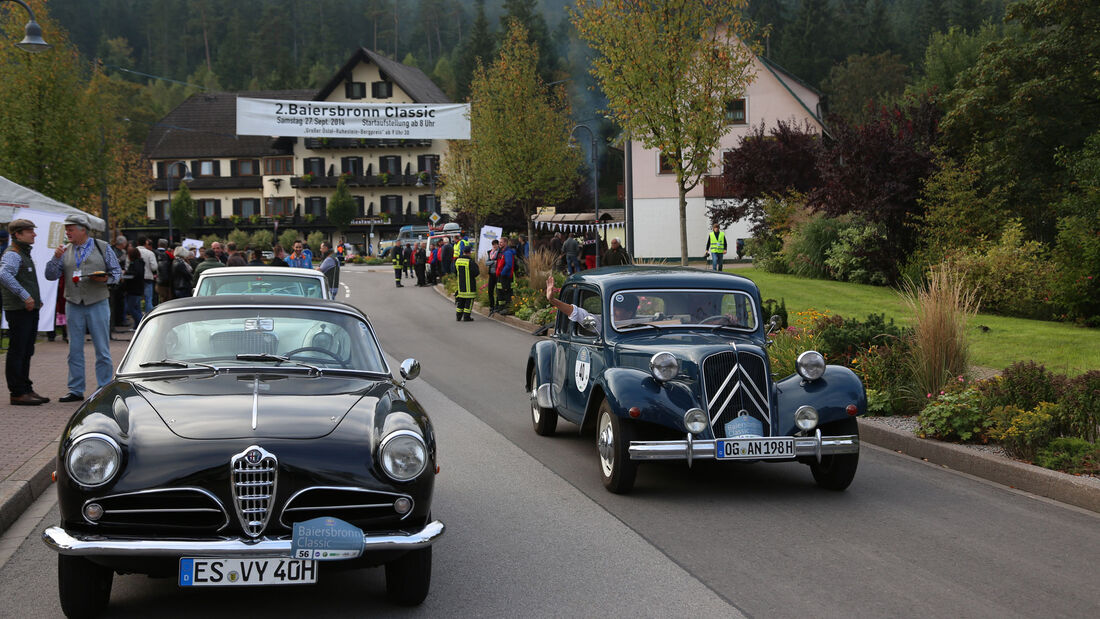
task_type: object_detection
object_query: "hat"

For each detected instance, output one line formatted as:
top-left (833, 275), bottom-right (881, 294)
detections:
top-left (7, 219), bottom-right (34, 234)
top-left (63, 212), bottom-right (91, 229)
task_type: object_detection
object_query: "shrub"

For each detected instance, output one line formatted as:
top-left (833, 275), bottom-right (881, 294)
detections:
top-left (767, 309), bottom-right (829, 379)
top-left (1056, 370), bottom-right (1100, 442)
top-left (249, 230), bottom-right (274, 251)
top-left (306, 231), bottom-right (325, 257)
top-left (760, 298), bottom-right (788, 329)
top-left (917, 388), bottom-right (988, 442)
top-left (901, 264), bottom-right (978, 410)
top-left (514, 306), bottom-right (535, 321)
top-left (945, 220), bottom-right (1057, 320)
top-left (1050, 214), bottom-right (1100, 323)
top-left (853, 341), bottom-right (917, 415)
top-left (988, 403), bottom-right (1057, 460)
top-left (979, 362), bottom-right (1066, 412)
top-left (782, 214), bottom-right (843, 279)
top-left (815, 313), bottom-right (908, 367)
top-left (745, 235), bottom-right (788, 273)
top-left (227, 228), bottom-right (251, 249)
top-left (529, 306), bottom-right (557, 326)
top-left (1034, 438), bottom-right (1100, 475)
top-left (278, 229), bottom-right (300, 251)
top-left (824, 220), bottom-right (890, 285)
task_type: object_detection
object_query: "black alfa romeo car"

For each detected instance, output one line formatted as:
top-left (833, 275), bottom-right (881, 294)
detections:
top-left (42, 296), bottom-right (443, 617)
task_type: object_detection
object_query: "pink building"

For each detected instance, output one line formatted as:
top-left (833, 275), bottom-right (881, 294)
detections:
top-left (626, 56), bottom-right (824, 259)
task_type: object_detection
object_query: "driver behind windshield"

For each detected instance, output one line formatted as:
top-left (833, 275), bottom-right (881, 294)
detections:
top-left (545, 275), bottom-right (638, 335)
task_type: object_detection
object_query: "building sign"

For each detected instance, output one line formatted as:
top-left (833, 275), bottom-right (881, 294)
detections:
top-left (236, 97), bottom-right (471, 140)
top-left (350, 218), bottom-right (386, 226)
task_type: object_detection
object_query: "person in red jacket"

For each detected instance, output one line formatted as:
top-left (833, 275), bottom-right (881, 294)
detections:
top-left (494, 237), bottom-right (516, 315)
top-left (486, 239), bottom-right (501, 314)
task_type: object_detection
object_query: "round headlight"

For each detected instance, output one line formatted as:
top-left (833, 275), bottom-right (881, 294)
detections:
top-left (683, 408), bottom-right (707, 434)
top-left (379, 431), bottom-right (428, 482)
top-left (650, 352), bottom-right (680, 382)
top-left (796, 350), bottom-right (826, 381)
top-left (794, 405), bottom-right (819, 431)
top-left (67, 434), bottom-right (121, 487)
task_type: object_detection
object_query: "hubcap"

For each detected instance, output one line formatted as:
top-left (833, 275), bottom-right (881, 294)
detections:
top-left (597, 412), bottom-right (614, 477)
top-left (530, 388), bottom-right (540, 423)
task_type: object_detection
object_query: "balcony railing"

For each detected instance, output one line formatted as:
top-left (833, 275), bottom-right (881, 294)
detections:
top-left (703, 175), bottom-right (735, 199)
top-left (303, 137), bottom-right (433, 149)
top-left (291, 173), bottom-right (426, 189)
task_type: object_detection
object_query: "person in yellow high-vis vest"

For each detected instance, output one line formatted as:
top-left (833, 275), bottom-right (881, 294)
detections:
top-left (704, 223), bottom-right (727, 272)
top-left (453, 244), bottom-right (479, 321)
top-left (392, 247), bottom-right (404, 287)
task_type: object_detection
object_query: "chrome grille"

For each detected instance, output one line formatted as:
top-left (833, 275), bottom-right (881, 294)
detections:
top-left (279, 486), bottom-right (413, 527)
top-left (702, 350), bottom-right (772, 438)
top-left (84, 488), bottom-right (228, 531)
top-left (230, 446), bottom-right (277, 537)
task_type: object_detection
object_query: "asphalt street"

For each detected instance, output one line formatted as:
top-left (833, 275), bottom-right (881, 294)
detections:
top-left (2, 265), bottom-right (1098, 618)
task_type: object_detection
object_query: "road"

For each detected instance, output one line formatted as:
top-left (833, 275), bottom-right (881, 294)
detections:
top-left (2, 266), bottom-right (1098, 618)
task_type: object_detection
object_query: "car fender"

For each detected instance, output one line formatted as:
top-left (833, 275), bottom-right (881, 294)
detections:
top-left (774, 365), bottom-right (866, 435)
top-left (582, 367), bottom-right (702, 434)
top-left (526, 340), bottom-right (555, 393)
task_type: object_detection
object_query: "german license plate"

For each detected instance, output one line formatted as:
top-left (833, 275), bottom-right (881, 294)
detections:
top-left (179, 558), bottom-right (317, 586)
top-left (715, 437), bottom-right (795, 460)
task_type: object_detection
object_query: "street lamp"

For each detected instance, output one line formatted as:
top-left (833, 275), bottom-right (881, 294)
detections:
top-left (165, 161), bottom-right (192, 246)
top-left (570, 124), bottom-right (600, 267)
top-left (3, 0), bottom-right (49, 52)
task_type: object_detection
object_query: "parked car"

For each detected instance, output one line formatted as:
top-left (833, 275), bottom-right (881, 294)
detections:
top-left (43, 296), bottom-right (443, 616)
top-left (526, 267), bottom-right (864, 494)
top-left (194, 266), bottom-right (330, 299)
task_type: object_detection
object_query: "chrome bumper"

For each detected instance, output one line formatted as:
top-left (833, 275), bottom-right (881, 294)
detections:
top-left (629, 429), bottom-right (859, 463)
top-left (42, 520), bottom-right (444, 558)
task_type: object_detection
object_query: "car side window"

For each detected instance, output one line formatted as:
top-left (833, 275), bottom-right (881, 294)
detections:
top-left (554, 286), bottom-right (574, 337)
top-left (574, 288), bottom-right (601, 339)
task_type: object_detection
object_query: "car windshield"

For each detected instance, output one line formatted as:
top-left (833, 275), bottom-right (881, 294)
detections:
top-left (118, 307), bottom-right (387, 374)
top-left (195, 273), bottom-right (325, 298)
top-left (611, 289), bottom-right (758, 332)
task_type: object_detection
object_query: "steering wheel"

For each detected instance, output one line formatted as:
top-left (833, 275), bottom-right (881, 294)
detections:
top-left (284, 346), bottom-right (348, 367)
top-left (699, 314), bottom-right (737, 326)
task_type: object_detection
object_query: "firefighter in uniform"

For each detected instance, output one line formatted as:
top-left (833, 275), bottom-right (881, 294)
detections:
top-left (392, 245), bottom-right (404, 287)
top-left (454, 244), bottom-right (479, 321)
top-left (705, 223), bottom-right (727, 271)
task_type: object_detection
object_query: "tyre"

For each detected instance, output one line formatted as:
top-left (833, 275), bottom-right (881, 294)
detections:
top-left (529, 368), bottom-right (558, 436)
top-left (385, 546), bottom-right (432, 606)
top-left (58, 554), bottom-right (112, 618)
top-left (809, 417), bottom-right (860, 491)
top-left (596, 400), bottom-right (638, 494)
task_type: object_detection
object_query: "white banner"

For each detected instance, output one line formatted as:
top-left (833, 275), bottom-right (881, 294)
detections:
top-left (477, 225), bottom-right (502, 264)
top-left (236, 97), bottom-right (471, 140)
top-left (1, 208), bottom-right (64, 332)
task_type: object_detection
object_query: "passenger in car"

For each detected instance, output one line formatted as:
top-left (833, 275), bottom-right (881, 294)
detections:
top-left (544, 275), bottom-right (639, 335)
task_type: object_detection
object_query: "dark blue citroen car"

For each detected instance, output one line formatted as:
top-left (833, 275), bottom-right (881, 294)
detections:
top-left (526, 267), bottom-right (864, 494)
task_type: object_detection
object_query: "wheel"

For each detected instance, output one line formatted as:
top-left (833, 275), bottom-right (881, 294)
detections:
top-left (384, 546), bottom-right (432, 606)
top-left (596, 400), bottom-right (638, 494)
top-left (58, 554), bottom-right (112, 618)
top-left (809, 418), bottom-right (860, 491)
top-left (529, 368), bottom-right (557, 436)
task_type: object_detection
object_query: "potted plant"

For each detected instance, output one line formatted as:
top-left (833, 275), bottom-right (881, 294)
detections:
top-left (304, 213), bottom-right (316, 224)
top-left (301, 172), bottom-right (314, 185)
top-left (229, 215), bottom-right (242, 225)
top-left (249, 214), bottom-right (262, 225)
top-left (204, 215), bottom-right (218, 225)
top-left (378, 172), bottom-right (391, 185)
top-left (418, 171), bottom-right (430, 183)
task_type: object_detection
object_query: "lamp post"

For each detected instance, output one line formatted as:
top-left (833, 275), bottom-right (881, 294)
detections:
top-left (3, 0), bottom-right (49, 52)
top-left (570, 124), bottom-right (600, 267)
top-left (165, 161), bottom-right (192, 246)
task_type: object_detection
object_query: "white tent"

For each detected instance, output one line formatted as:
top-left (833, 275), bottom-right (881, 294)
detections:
top-left (0, 175), bottom-right (106, 231)
top-left (0, 175), bottom-right (105, 332)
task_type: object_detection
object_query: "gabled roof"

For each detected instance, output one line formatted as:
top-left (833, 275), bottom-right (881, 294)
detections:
top-left (315, 48), bottom-right (451, 104)
top-left (143, 90), bottom-right (315, 160)
top-left (757, 56), bottom-right (828, 135)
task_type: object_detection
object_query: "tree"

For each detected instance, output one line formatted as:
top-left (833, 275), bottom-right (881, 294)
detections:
top-left (821, 53), bottom-right (908, 125)
top-left (439, 139), bottom-right (499, 242)
top-left (468, 22), bottom-right (579, 245)
top-left (775, 0), bottom-right (838, 87)
top-left (908, 25), bottom-right (1002, 101)
top-left (170, 183), bottom-right (197, 236)
top-left (573, 0), bottom-right (758, 264)
top-left (942, 0), bottom-right (1100, 242)
top-left (328, 176), bottom-right (357, 232)
top-left (455, 0), bottom-right (495, 101)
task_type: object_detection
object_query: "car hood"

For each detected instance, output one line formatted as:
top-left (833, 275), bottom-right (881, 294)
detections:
top-left (133, 373), bottom-right (377, 440)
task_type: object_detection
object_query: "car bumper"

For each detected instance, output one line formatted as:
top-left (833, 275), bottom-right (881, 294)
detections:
top-left (628, 429), bottom-right (859, 463)
top-left (42, 520), bottom-right (444, 558)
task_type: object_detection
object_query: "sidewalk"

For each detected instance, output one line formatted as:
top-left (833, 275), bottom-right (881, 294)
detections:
top-left (0, 331), bottom-right (132, 533)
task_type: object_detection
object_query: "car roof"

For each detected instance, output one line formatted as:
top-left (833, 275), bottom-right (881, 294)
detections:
top-left (195, 266), bottom-right (323, 279)
top-left (564, 266), bottom-right (761, 293)
top-left (148, 295), bottom-right (366, 319)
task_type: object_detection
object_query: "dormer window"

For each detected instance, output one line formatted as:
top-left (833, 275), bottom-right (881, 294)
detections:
top-left (372, 81), bottom-right (393, 99)
top-left (346, 81), bottom-right (366, 99)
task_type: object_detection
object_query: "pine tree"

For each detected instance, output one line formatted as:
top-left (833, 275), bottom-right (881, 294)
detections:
top-left (455, 0), bottom-right (494, 101)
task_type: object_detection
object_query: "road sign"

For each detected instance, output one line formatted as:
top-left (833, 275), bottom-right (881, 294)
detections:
top-left (429, 212), bottom-right (441, 224)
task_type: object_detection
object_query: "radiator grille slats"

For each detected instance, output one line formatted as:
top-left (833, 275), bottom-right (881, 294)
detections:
top-left (702, 350), bottom-right (772, 439)
top-left (279, 487), bottom-right (411, 528)
top-left (86, 488), bottom-right (228, 531)
top-left (230, 447), bottom-right (277, 537)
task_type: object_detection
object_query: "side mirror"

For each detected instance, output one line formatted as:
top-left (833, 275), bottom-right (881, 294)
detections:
top-left (399, 358), bottom-right (420, 382)
top-left (767, 315), bottom-right (781, 334)
top-left (581, 314), bottom-right (599, 333)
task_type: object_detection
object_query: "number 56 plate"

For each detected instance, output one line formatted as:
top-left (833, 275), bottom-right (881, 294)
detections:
top-left (716, 437), bottom-right (794, 460)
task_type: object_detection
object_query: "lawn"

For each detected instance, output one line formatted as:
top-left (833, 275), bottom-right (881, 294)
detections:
top-left (737, 268), bottom-right (1100, 376)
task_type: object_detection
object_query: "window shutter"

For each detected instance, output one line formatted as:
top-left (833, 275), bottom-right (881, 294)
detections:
top-left (190, 161), bottom-right (200, 175)
top-left (354, 196), bottom-right (364, 216)
top-left (213, 161), bottom-right (221, 176)
top-left (214, 199), bottom-right (221, 216)
top-left (368, 202), bottom-right (374, 216)
top-left (156, 162), bottom-right (166, 179)
top-left (233, 199), bottom-right (241, 216)
top-left (230, 160), bottom-right (238, 177)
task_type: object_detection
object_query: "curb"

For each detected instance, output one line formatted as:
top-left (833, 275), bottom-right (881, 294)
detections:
top-left (0, 441), bottom-right (56, 534)
top-left (859, 420), bottom-right (1100, 513)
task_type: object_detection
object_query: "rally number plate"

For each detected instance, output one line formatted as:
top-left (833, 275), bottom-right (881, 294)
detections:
top-left (715, 437), bottom-right (795, 460)
top-left (179, 558), bottom-right (317, 586)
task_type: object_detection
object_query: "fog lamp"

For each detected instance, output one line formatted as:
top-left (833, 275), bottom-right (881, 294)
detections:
top-left (683, 408), bottom-right (708, 434)
top-left (393, 497), bottom-right (412, 515)
top-left (83, 503), bottom-right (104, 522)
top-left (794, 405), bottom-right (819, 431)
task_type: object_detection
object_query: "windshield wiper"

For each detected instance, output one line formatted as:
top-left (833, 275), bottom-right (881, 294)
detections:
top-left (139, 358), bottom-right (219, 372)
top-left (619, 322), bottom-right (660, 331)
top-left (236, 353), bottom-right (323, 376)
top-left (710, 323), bottom-right (743, 334)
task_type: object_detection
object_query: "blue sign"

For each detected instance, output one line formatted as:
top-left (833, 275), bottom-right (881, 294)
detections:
top-left (725, 414), bottom-right (763, 438)
top-left (290, 517), bottom-right (365, 561)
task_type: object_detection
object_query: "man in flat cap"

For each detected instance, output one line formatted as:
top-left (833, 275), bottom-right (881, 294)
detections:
top-left (0, 219), bottom-right (49, 405)
top-left (44, 212), bottom-right (121, 403)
